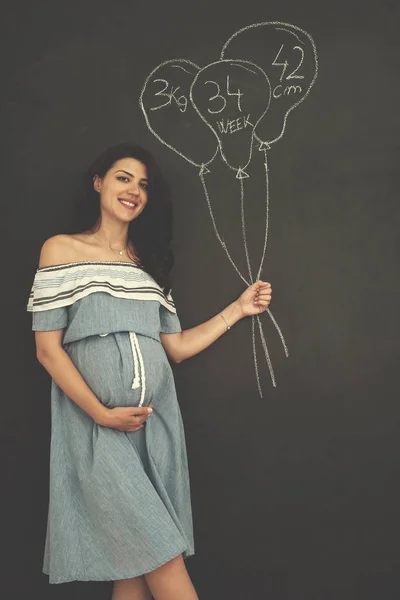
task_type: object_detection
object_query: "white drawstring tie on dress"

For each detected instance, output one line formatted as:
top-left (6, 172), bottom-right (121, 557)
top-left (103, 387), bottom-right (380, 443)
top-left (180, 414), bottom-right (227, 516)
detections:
top-left (99, 332), bottom-right (147, 407)
top-left (129, 332), bottom-right (146, 407)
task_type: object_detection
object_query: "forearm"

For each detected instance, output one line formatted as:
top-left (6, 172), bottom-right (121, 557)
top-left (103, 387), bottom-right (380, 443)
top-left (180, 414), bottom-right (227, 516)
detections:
top-left (171, 300), bottom-right (244, 363)
top-left (37, 348), bottom-right (110, 425)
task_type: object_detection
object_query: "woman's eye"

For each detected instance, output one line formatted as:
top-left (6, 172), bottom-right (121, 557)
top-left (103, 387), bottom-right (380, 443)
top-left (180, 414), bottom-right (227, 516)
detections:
top-left (117, 176), bottom-right (129, 182)
top-left (140, 183), bottom-right (148, 190)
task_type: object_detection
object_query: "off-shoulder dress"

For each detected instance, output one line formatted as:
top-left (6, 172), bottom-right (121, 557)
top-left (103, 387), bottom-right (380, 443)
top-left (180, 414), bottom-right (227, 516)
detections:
top-left (27, 261), bottom-right (194, 584)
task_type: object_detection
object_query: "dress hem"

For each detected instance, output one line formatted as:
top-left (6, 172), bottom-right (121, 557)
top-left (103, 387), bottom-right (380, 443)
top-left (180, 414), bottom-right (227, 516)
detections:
top-left (43, 546), bottom-right (194, 584)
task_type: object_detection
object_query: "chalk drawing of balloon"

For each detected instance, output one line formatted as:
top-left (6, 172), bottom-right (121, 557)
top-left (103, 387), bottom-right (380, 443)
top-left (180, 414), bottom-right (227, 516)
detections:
top-left (190, 60), bottom-right (271, 174)
top-left (138, 24), bottom-right (318, 395)
top-left (221, 22), bottom-right (318, 146)
top-left (140, 59), bottom-right (218, 167)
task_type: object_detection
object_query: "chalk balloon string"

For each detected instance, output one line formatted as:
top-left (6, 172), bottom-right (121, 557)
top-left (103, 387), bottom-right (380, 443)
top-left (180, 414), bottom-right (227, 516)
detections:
top-left (200, 151), bottom-right (289, 395)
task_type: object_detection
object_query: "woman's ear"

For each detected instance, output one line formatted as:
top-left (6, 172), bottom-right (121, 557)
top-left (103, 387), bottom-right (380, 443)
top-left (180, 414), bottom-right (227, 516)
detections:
top-left (93, 175), bottom-right (102, 193)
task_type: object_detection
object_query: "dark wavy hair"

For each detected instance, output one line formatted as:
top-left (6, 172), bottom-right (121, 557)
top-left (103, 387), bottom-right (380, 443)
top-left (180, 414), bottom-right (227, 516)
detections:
top-left (70, 143), bottom-right (174, 296)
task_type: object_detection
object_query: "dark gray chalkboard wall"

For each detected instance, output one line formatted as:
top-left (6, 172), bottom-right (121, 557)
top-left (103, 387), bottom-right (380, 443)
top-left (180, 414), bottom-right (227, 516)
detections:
top-left (3, 0), bottom-right (400, 598)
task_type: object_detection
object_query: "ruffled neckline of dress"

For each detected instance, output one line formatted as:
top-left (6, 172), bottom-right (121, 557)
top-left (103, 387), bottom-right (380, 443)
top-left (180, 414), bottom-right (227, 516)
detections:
top-left (28, 261), bottom-right (176, 313)
top-left (36, 260), bottom-right (142, 272)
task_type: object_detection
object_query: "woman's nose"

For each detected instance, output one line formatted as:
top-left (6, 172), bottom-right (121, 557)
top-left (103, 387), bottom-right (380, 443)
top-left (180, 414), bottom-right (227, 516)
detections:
top-left (128, 182), bottom-right (140, 195)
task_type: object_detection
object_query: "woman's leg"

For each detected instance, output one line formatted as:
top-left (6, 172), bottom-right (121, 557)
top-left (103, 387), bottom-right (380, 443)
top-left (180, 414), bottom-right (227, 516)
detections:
top-left (112, 575), bottom-right (153, 600)
top-left (144, 555), bottom-right (198, 600)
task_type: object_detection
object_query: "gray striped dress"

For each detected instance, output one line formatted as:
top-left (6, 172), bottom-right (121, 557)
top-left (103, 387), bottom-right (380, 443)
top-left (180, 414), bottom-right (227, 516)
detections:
top-left (27, 261), bottom-right (194, 584)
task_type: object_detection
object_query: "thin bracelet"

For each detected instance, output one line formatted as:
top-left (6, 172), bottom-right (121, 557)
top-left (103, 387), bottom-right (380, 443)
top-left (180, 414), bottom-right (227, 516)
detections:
top-left (219, 313), bottom-right (230, 331)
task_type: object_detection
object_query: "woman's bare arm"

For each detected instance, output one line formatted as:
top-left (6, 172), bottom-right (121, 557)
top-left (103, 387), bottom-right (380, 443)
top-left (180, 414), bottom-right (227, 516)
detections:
top-left (35, 330), bottom-right (112, 425)
top-left (160, 280), bottom-right (272, 363)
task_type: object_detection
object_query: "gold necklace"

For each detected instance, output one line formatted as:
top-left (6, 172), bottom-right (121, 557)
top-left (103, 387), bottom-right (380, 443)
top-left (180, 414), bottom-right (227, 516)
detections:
top-left (93, 234), bottom-right (128, 257)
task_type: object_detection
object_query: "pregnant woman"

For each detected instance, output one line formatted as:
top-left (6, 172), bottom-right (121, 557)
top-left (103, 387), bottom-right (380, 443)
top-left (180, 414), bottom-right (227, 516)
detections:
top-left (27, 143), bottom-right (272, 600)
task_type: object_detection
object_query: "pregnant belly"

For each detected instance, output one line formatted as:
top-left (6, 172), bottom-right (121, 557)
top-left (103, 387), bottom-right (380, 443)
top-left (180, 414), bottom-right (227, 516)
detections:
top-left (64, 331), bottom-right (173, 408)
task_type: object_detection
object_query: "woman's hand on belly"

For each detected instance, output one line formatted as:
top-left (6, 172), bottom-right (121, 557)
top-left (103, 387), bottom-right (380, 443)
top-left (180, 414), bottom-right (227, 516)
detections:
top-left (97, 404), bottom-right (153, 432)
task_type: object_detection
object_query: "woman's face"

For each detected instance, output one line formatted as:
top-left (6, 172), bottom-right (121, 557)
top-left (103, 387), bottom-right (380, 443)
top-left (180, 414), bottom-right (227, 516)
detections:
top-left (94, 157), bottom-right (149, 223)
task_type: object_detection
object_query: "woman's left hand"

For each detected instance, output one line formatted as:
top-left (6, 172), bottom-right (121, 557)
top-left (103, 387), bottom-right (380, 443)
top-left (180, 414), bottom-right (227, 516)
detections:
top-left (237, 280), bottom-right (272, 317)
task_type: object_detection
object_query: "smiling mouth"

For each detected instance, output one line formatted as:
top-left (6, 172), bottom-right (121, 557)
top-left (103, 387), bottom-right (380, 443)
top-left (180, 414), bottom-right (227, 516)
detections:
top-left (118, 198), bottom-right (138, 209)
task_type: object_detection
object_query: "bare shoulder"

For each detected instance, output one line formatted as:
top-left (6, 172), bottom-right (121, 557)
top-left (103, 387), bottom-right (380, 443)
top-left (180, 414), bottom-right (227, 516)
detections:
top-left (38, 234), bottom-right (78, 268)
